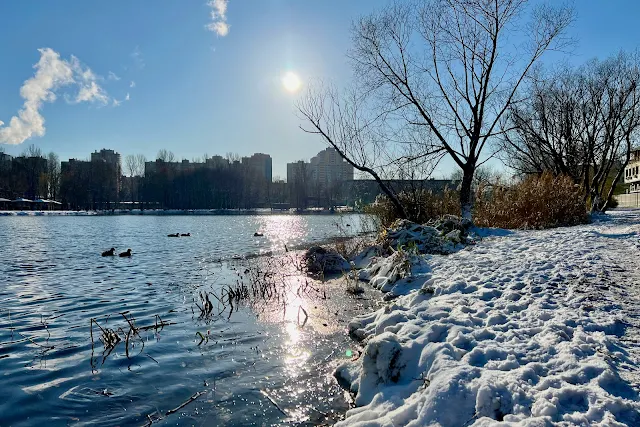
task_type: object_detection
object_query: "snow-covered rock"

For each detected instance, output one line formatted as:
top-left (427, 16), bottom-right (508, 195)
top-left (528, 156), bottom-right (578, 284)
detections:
top-left (335, 211), bottom-right (640, 426)
top-left (303, 246), bottom-right (351, 274)
top-left (385, 215), bottom-right (474, 254)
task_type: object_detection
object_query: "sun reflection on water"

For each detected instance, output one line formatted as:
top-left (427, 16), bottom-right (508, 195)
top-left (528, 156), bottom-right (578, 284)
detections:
top-left (0, 214), bottom-right (367, 425)
top-left (256, 215), bottom-right (308, 254)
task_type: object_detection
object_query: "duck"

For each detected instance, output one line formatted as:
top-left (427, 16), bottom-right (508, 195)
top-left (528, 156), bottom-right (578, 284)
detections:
top-left (253, 232), bottom-right (264, 237)
top-left (180, 233), bottom-right (191, 237)
top-left (167, 233), bottom-right (180, 237)
top-left (119, 249), bottom-right (132, 257)
top-left (101, 248), bottom-right (116, 257)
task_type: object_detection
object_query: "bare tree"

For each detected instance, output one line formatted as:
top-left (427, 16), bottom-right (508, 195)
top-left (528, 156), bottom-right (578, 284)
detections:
top-left (124, 155), bottom-right (137, 202)
top-left (503, 52), bottom-right (640, 212)
top-left (124, 154), bottom-right (137, 178)
top-left (46, 152), bottom-right (61, 200)
top-left (298, 84), bottom-right (420, 217)
top-left (156, 149), bottom-right (175, 162)
top-left (299, 0), bottom-right (572, 219)
top-left (22, 144), bottom-right (43, 158)
top-left (225, 152), bottom-right (241, 163)
top-left (123, 154), bottom-right (147, 202)
top-left (135, 154), bottom-right (147, 176)
top-left (451, 165), bottom-right (502, 187)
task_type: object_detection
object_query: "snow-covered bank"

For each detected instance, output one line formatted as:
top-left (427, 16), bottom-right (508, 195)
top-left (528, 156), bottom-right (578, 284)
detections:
top-left (336, 211), bottom-right (640, 426)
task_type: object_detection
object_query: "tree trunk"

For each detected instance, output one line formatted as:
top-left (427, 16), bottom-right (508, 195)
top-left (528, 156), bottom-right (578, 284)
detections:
top-left (459, 165), bottom-right (474, 220)
top-left (600, 167), bottom-right (624, 212)
top-left (600, 136), bottom-right (632, 212)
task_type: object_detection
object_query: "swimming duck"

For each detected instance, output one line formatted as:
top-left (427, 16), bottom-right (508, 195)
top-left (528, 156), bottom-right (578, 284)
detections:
top-left (167, 233), bottom-right (180, 237)
top-left (180, 233), bottom-right (191, 237)
top-left (253, 232), bottom-right (264, 237)
top-left (102, 248), bottom-right (116, 257)
top-left (119, 249), bottom-right (132, 257)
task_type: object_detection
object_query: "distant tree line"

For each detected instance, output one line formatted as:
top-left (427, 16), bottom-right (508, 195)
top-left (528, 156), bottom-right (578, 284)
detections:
top-left (0, 145), bottom-right (61, 201)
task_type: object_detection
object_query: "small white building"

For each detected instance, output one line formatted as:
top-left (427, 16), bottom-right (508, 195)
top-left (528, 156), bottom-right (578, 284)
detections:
top-left (624, 149), bottom-right (640, 193)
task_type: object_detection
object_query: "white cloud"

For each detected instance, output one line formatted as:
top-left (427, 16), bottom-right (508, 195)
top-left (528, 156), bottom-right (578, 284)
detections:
top-left (0, 48), bottom-right (111, 145)
top-left (108, 71), bottom-right (121, 81)
top-left (69, 56), bottom-right (110, 104)
top-left (206, 0), bottom-right (230, 36)
top-left (130, 46), bottom-right (145, 69)
top-left (112, 92), bottom-right (130, 107)
top-left (130, 80), bottom-right (136, 88)
top-left (75, 80), bottom-right (109, 104)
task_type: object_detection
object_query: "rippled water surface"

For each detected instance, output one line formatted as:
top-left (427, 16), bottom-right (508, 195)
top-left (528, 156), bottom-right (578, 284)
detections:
top-left (0, 214), bottom-right (376, 426)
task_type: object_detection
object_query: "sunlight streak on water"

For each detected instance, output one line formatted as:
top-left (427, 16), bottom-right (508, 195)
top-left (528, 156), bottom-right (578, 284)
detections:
top-left (0, 214), bottom-right (369, 426)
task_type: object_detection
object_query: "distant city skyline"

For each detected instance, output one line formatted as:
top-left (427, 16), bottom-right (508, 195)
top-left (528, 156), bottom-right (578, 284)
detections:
top-left (2, 1), bottom-right (640, 178)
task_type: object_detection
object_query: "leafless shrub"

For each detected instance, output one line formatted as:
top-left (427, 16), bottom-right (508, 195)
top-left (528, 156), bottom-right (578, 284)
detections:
top-left (365, 188), bottom-right (460, 228)
top-left (474, 172), bottom-right (588, 229)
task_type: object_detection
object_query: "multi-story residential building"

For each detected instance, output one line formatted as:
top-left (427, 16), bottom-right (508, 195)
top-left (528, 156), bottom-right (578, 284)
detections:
top-left (60, 149), bottom-right (122, 209)
top-left (309, 147), bottom-right (354, 189)
top-left (287, 148), bottom-right (354, 189)
top-left (144, 156), bottom-right (231, 176)
top-left (241, 153), bottom-right (272, 182)
top-left (624, 149), bottom-right (640, 193)
top-left (206, 155), bottom-right (228, 169)
top-left (0, 152), bottom-right (12, 193)
top-left (0, 152), bottom-right (12, 164)
top-left (91, 149), bottom-right (121, 167)
top-left (286, 148), bottom-right (354, 208)
top-left (286, 160), bottom-right (311, 208)
top-left (286, 160), bottom-right (310, 184)
top-left (91, 149), bottom-right (122, 193)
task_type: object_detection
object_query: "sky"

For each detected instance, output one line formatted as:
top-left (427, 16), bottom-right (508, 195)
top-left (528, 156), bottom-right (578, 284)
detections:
top-left (1, 0), bottom-right (640, 179)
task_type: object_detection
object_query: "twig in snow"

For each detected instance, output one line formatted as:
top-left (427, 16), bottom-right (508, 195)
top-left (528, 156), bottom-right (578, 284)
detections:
top-left (261, 390), bottom-right (288, 416)
top-left (297, 306), bottom-right (308, 328)
top-left (165, 391), bottom-right (205, 415)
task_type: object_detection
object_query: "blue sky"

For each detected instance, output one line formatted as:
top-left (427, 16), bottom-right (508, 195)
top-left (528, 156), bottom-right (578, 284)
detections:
top-left (1, 1), bottom-right (639, 178)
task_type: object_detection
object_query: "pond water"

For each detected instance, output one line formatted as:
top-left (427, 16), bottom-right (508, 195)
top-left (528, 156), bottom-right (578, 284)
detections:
top-left (0, 214), bottom-right (378, 426)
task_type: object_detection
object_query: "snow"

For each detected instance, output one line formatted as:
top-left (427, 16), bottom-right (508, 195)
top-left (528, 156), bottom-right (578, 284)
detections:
top-left (335, 211), bottom-right (640, 426)
top-left (0, 210), bottom-right (98, 216)
top-left (304, 246), bottom-right (352, 274)
top-left (385, 216), bottom-right (476, 254)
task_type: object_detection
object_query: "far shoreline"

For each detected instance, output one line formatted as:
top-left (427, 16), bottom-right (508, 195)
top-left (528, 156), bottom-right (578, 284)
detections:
top-left (0, 208), bottom-right (361, 217)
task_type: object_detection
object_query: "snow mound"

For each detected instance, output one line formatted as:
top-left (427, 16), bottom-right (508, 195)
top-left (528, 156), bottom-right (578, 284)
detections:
top-left (335, 213), bottom-right (640, 426)
top-left (386, 215), bottom-right (474, 254)
top-left (303, 246), bottom-right (351, 274)
top-left (351, 216), bottom-right (475, 299)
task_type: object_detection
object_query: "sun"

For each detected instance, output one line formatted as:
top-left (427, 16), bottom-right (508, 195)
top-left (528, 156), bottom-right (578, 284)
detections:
top-left (282, 71), bottom-right (302, 93)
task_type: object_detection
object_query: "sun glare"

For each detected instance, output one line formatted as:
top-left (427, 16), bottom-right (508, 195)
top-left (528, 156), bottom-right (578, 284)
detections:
top-left (282, 71), bottom-right (302, 93)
